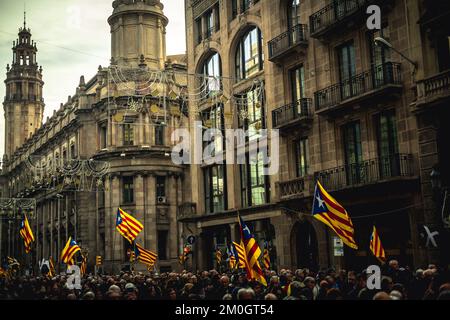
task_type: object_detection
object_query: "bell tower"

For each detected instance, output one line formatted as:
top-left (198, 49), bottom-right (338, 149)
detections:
top-left (108, 0), bottom-right (168, 69)
top-left (3, 12), bottom-right (44, 158)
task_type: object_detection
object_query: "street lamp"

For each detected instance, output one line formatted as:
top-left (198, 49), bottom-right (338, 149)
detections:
top-left (374, 36), bottom-right (418, 70)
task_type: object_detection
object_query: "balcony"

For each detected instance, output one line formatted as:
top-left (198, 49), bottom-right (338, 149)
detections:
top-left (314, 62), bottom-right (402, 116)
top-left (414, 69), bottom-right (450, 111)
top-left (277, 177), bottom-right (307, 201)
top-left (178, 202), bottom-right (197, 222)
top-left (272, 98), bottom-right (313, 131)
top-left (268, 24), bottom-right (308, 63)
top-left (315, 154), bottom-right (416, 192)
top-left (192, 0), bottom-right (218, 19)
top-left (309, 0), bottom-right (391, 40)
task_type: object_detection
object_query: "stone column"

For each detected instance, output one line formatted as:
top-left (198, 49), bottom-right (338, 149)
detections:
top-left (111, 176), bottom-right (122, 271)
top-left (49, 200), bottom-right (53, 261)
top-left (65, 196), bottom-right (69, 241)
top-left (42, 201), bottom-right (47, 259)
top-left (168, 174), bottom-right (178, 268)
top-left (135, 174), bottom-right (145, 244)
top-left (104, 177), bottom-right (112, 267)
top-left (57, 198), bottom-right (61, 264)
top-left (145, 174), bottom-right (157, 252)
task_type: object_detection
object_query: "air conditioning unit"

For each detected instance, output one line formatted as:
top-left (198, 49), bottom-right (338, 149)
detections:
top-left (157, 196), bottom-right (167, 204)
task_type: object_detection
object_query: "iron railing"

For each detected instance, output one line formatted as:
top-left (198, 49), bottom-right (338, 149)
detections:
top-left (268, 24), bottom-right (308, 60)
top-left (315, 62), bottom-right (401, 111)
top-left (272, 98), bottom-right (312, 128)
top-left (277, 177), bottom-right (306, 199)
top-left (315, 154), bottom-right (414, 191)
top-left (417, 69), bottom-right (450, 101)
top-left (310, 0), bottom-right (370, 35)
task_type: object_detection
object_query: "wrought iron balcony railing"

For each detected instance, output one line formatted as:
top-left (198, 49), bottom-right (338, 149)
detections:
top-left (277, 177), bottom-right (306, 200)
top-left (416, 69), bottom-right (450, 107)
top-left (315, 154), bottom-right (414, 192)
top-left (272, 98), bottom-right (312, 128)
top-left (310, 0), bottom-right (372, 37)
top-left (315, 62), bottom-right (402, 112)
top-left (268, 24), bottom-right (308, 61)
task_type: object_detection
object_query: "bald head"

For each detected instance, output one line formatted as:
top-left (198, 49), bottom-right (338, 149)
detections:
top-left (373, 292), bottom-right (391, 300)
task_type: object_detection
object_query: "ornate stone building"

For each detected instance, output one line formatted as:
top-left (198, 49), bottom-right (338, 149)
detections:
top-left (180, 0), bottom-right (450, 271)
top-left (0, 0), bottom-right (190, 273)
top-left (1, 0), bottom-right (449, 274)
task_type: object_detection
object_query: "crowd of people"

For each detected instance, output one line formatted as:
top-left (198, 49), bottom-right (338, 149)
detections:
top-left (0, 260), bottom-right (449, 300)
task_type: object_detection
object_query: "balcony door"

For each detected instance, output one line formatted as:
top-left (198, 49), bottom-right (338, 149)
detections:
top-left (288, 0), bottom-right (301, 43)
top-left (343, 121), bottom-right (363, 186)
top-left (290, 65), bottom-right (305, 115)
top-left (338, 41), bottom-right (356, 100)
top-left (376, 110), bottom-right (400, 179)
top-left (368, 26), bottom-right (391, 87)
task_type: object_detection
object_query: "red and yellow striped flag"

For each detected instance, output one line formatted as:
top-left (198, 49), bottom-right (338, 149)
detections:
top-left (19, 213), bottom-right (34, 253)
top-left (238, 215), bottom-right (267, 286)
top-left (232, 241), bottom-right (248, 269)
top-left (48, 256), bottom-right (55, 277)
top-left (263, 243), bottom-right (270, 270)
top-left (312, 181), bottom-right (358, 249)
top-left (80, 254), bottom-right (88, 276)
top-left (370, 225), bottom-right (386, 263)
top-left (60, 238), bottom-right (81, 264)
top-left (115, 208), bottom-right (144, 244)
top-left (135, 243), bottom-right (157, 267)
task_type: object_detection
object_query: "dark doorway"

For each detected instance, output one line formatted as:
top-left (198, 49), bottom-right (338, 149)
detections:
top-left (293, 221), bottom-right (319, 270)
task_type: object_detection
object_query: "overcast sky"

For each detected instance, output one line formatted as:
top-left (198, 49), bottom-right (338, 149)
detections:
top-left (0, 0), bottom-right (186, 159)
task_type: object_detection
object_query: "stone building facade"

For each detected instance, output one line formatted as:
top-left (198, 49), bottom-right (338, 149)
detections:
top-left (0, 0), bottom-right (191, 273)
top-left (1, 0), bottom-right (449, 274)
top-left (180, 0), bottom-right (450, 271)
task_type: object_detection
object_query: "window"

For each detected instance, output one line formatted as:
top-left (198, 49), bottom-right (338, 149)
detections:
top-left (288, 0), bottom-right (301, 28)
top-left (235, 27), bottom-right (264, 81)
top-left (337, 41), bottom-right (356, 99)
top-left (98, 190), bottom-right (105, 208)
top-left (232, 0), bottom-right (238, 18)
top-left (204, 165), bottom-right (226, 213)
top-left (290, 65), bottom-right (305, 102)
top-left (62, 149), bottom-right (67, 162)
top-left (155, 123), bottom-right (165, 146)
top-left (202, 53), bottom-right (222, 99)
top-left (70, 143), bottom-right (76, 159)
top-left (100, 125), bottom-right (107, 149)
top-left (205, 10), bottom-right (214, 38)
top-left (123, 123), bottom-right (134, 146)
top-left (295, 138), bottom-right (309, 177)
top-left (240, 152), bottom-right (268, 207)
top-left (343, 121), bottom-right (363, 184)
top-left (238, 87), bottom-right (265, 141)
top-left (202, 104), bottom-right (224, 155)
top-left (376, 110), bottom-right (399, 178)
top-left (156, 176), bottom-right (166, 199)
top-left (157, 230), bottom-right (168, 260)
top-left (196, 18), bottom-right (202, 43)
top-left (123, 176), bottom-right (134, 204)
top-left (368, 25), bottom-right (391, 68)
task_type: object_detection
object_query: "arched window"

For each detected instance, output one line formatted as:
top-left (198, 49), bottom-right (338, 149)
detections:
top-left (288, 0), bottom-right (301, 28)
top-left (235, 27), bottom-right (264, 81)
top-left (202, 52), bottom-right (222, 98)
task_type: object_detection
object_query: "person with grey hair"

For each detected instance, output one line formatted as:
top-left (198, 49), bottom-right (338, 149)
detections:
top-left (237, 288), bottom-right (255, 300)
top-left (222, 293), bottom-right (233, 300)
top-left (264, 293), bottom-right (278, 300)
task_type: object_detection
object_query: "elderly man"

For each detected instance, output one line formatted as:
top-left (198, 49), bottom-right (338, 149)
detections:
top-left (237, 288), bottom-right (255, 300)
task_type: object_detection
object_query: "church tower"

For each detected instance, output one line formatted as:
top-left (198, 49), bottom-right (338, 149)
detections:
top-left (108, 0), bottom-right (168, 69)
top-left (3, 13), bottom-right (44, 158)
